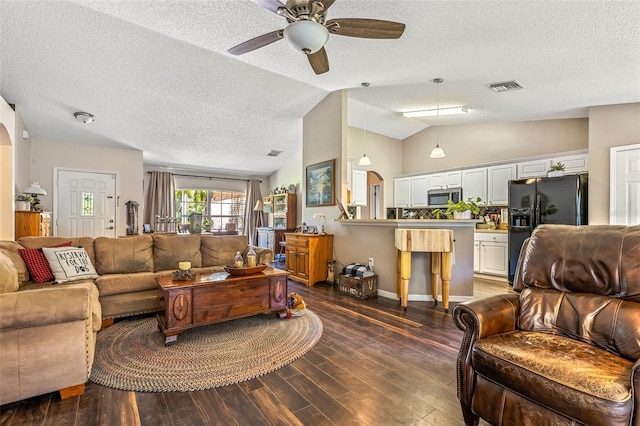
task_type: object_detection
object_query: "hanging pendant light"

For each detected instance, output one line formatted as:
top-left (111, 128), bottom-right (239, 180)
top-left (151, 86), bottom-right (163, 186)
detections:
top-left (358, 102), bottom-right (371, 166)
top-left (358, 84), bottom-right (372, 166)
top-left (430, 78), bottom-right (446, 159)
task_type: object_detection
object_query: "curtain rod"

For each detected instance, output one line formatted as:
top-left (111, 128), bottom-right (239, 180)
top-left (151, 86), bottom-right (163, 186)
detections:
top-left (147, 171), bottom-right (261, 183)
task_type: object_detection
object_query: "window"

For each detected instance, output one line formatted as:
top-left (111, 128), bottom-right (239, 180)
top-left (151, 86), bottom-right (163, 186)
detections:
top-left (175, 190), bottom-right (246, 233)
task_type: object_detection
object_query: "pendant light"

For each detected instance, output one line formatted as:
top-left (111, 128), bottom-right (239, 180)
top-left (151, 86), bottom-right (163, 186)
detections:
top-left (358, 82), bottom-right (372, 166)
top-left (430, 78), bottom-right (446, 159)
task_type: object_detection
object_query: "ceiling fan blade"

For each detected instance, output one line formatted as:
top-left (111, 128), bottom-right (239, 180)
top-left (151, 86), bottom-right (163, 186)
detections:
top-left (308, 47), bottom-right (329, 75)
top-left (326, 18), bottom-right (406, 39)
top-left (228, 30), bottom-right (284, 55)
top-left (251, 0), bottom-right (286, 15)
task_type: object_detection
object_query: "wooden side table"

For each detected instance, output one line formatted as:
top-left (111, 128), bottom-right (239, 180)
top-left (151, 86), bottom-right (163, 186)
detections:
top-left (395, 228), bottom-right (454, 312)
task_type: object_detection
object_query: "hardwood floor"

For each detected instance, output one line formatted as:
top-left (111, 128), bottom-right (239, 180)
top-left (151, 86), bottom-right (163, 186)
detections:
top-left (0, 276), bottom-right (511, 426)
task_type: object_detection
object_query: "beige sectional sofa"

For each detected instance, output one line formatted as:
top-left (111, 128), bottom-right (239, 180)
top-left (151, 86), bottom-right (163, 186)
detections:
top-left (0, 234), bottom-right (272, 405)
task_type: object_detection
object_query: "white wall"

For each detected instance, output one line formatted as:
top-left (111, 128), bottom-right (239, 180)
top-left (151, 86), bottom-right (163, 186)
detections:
top-left (13, 110), bottom-right (31, 194)
top-left (30, 138), bottom-right (144, 236)
top-left (588, 103), bottom-right (640, 224)
top-left (402, 118), bottom-right (588, 175)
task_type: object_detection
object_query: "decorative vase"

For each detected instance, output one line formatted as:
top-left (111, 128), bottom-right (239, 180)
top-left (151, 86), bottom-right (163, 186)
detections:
top-left (547, 170), bottom-right (564, 177)
top-left (453, 210), bottom-right (472, 220)
top-left (16, 201), bottom-right (30, 211)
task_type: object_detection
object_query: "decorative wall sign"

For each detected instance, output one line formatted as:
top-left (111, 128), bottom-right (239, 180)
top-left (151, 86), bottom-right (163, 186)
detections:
top-left (306, 159), bottom-right (335, 207)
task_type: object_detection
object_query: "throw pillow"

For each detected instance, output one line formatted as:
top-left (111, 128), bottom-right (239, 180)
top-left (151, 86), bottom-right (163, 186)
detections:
top-left (42, 246), bottom-right (99, 283)
top-left (18, 242), bottom-right (72, 283)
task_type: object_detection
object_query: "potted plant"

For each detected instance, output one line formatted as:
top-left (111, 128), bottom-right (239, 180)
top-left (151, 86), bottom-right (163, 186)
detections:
top-left (202, 218), bottom-right (212, 232)
top-left (548, 162), bottom-right (565, 177)
top-left (433, 197), bottom-right (484, 220)
top-left (15, 193), bottom-right (34, 211)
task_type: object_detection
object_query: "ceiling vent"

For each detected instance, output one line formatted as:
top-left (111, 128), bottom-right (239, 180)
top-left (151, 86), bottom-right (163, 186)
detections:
top-left (267, 150), bottom-right (283, 157)
top-left (486, 80), bottom-right (524, 92)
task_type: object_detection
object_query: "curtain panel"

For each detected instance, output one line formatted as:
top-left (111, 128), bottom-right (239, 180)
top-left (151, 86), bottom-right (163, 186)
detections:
top-left (145, 171), bottom-right (176, 227)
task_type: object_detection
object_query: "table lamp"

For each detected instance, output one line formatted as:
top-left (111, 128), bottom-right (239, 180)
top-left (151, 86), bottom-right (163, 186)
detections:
top-left (313, 212), bottom-right (326, 235)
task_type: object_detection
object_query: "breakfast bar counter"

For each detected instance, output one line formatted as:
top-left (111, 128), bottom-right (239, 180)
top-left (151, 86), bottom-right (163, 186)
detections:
top-left (336, 219), bottom-right (478, 308)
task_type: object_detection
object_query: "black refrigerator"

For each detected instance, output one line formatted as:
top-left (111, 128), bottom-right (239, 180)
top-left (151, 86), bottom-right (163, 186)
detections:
top-left (508, 174), bottom-right (588, 284)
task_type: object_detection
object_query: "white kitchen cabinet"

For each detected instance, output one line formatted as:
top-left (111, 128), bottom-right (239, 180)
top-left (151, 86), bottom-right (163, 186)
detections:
top-left (352, 169), bottom-right (367, 206)
top-left (474, 232), bottom-right (508, 276)
top-left (517, 159), bottom-right (548, 178)
top-left (410, 175), bottom-right (430, 207)
top-left (429, 171), bottom-right (462, 189)
top-left (487, 164), bottom-right (516, 205)
top-left (551, 153), bottom-right (588, 174)
top-left (462, 168), bottom-right (488, 202)
top-left (394, 178), bottom-right (410, 207)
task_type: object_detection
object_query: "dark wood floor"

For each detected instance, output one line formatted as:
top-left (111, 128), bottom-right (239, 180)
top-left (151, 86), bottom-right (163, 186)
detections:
top-left (0, 276), bottom-right (510, 426)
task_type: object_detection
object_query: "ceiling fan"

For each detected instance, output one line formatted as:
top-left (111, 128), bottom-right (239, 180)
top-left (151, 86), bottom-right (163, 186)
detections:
top-left (228, 0), bottom-right (406, 75)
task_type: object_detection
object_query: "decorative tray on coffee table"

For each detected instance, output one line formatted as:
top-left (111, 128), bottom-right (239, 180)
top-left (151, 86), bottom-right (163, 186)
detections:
top-left (223, 264), bottom-right (268, 276)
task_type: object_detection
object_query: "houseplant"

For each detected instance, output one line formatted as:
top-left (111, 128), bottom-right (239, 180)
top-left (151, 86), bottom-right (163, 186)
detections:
top-left (433, 197), bottom-right (484, 220)
top-left (202, 218), bottom-right (212, 232)
top-left (15, 193), bottom-right (34, 211)
top-left (548, 162), bottom-right (565, 177)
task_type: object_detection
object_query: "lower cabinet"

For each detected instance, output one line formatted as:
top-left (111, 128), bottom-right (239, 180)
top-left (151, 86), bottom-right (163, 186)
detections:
top-left (15, 211), bottom-right (52, 240)
top-left (474, 232), bottom-right (508, 277)
top-left (285, 233), bottom-right (333, 286)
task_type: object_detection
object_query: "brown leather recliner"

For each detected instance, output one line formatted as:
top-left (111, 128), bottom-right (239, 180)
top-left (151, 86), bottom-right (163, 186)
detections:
top-left (453, 225), bottom-right (640, 426)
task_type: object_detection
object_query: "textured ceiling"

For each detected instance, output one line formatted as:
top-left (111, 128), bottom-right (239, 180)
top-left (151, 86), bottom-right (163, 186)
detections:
top-left (1, 1), bottom-right (639, 176)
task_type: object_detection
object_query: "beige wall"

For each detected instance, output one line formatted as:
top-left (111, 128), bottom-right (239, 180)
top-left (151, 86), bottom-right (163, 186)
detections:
top-left (588, 103), bottom-right (640, 224)
top-left (30, 139), bottom-right (144, 236)
top-left (402, 118), bottom-right (588, 174)
top-left (267, 149), bottom-right (303, 228)
top-left (13, 111), bottom-right (31, 194)
top-left (0, 96), bottom-right (16, 239)
top-left (347, 126), bottom-right (403, 214)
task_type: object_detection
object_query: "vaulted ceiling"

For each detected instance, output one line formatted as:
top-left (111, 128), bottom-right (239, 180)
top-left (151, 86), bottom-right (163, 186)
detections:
top-left (1, 1), bottom-right (639, 176)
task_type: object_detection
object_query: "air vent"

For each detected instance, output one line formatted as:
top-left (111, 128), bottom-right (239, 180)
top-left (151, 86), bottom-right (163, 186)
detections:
top-left (267, 150), bottom-right (283, 157)
top-left (486, 80), bottom-right (524, 92)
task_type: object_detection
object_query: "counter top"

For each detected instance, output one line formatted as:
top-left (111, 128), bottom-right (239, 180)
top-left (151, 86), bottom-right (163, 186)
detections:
top-left (337, 219), bottom-right (480, 228)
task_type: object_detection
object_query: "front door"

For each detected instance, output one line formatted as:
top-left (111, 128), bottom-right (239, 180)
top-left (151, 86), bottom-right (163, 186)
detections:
top-left (55, 170), bottom-right (117, 237)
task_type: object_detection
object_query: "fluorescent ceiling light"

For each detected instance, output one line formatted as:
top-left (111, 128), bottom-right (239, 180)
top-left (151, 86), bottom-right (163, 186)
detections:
top-left (403, 107), bottom-right (468, 118)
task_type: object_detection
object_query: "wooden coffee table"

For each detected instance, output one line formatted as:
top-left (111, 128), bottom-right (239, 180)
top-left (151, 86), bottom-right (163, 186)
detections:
top-left (156, 267), bottom-right (288, 344)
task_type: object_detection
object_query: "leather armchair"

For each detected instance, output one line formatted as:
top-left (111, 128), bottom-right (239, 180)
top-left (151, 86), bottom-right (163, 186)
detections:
top-left (453, 225), bottom-right (640, 426)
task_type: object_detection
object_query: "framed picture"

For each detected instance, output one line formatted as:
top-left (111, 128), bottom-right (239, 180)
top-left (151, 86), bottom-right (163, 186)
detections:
top-left (306, 159), bottom-right (335, 207)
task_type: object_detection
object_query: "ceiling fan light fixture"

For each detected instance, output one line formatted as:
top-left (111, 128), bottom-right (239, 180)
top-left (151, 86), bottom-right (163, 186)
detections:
top-left (283, 20), bottom-right (329, 54)
top-left (403, 106), bottom-right (468, 118)
top-left (74, 111), bottom-right (95, 124)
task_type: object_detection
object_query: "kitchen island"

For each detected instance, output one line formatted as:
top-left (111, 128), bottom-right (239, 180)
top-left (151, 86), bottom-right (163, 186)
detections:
top-left (335, 219), bottom-right (478, 308)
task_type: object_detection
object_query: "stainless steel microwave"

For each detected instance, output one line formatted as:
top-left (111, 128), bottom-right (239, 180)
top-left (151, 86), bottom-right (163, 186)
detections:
top-left (428, 187), bottom-right (462, 207)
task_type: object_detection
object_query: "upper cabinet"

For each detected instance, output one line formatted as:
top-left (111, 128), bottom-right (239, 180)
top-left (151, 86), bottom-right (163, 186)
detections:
top-left (462, 168), bottom-right (488, 202)
top-left (487, 164), bottom-right (516, 205)
top-left (410, 175), bottom-right (430, 207)
top-left (352, 169), bottom-right (367, 206)
top-left (517, 153), bottom-right (588, 178)
top-left (265, 193), bottom-right (296, 230)
top-left (394, 178), bottom-right (410, 207)
top-left (428, 171), bottom-right (461, 190)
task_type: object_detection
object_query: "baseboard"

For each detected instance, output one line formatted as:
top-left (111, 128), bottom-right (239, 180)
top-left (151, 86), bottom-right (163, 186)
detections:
top-left (377, 289), bottom-right (474, 303)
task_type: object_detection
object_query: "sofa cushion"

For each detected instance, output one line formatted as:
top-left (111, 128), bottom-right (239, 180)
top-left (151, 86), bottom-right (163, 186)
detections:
top-left (18, 242), bottom-right (72, 283)
top-left (0, 251), bottom-right (19, 294)
top-left (473, 331), bottom-right (633, 425)
top-left (153, 234), bottom-right (202, 272)
top-left (201, 235), bottom-right (249, 267)
top-left (42, 247), bottom-right (99, 283)
top-left (18, 237), bottom-right (96, 267)
top-left (94, 235), bottom-right (154, 274)
top-left (95, 272), bottom-right (158, 297)
top-left (519, 288), bottom-right (640, 361)
top-left (0, 241), bottom-right (30, 286)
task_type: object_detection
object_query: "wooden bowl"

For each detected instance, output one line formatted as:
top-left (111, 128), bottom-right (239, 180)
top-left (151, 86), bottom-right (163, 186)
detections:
top-left (223, 264), bottom-right (268, 276)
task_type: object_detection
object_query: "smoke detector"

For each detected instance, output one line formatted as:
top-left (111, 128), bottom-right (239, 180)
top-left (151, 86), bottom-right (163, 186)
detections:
top-left (486, 80), bottom-right (524, 92)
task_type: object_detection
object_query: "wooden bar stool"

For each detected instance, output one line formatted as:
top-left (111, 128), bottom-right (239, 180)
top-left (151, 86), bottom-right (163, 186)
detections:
top-left (395, 228), bottom-right (454, 313)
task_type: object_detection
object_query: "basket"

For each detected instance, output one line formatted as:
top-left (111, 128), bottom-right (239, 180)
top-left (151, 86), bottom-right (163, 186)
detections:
top-left (337, 274), bottom-right (377, 299)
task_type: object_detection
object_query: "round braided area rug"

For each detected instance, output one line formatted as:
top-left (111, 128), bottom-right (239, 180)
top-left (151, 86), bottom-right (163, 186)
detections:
top-left (90, 311), bottom-right (322, 392)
